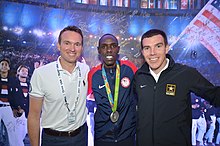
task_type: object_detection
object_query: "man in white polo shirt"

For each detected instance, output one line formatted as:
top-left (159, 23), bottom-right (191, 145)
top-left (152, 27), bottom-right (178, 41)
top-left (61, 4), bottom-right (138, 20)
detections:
top-left (28, 25), bottom-right (90, 146)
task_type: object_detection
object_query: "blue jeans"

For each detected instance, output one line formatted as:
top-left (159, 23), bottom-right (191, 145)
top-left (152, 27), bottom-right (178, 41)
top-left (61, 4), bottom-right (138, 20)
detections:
top-left (42, 124), bottom-right (88, 146)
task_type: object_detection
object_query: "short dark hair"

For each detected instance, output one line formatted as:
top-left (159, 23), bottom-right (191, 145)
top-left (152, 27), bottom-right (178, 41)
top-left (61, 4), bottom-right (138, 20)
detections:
top-left (141, 29), bottom-right (168, 49)
top-left (0, 58), bottom-right (10, 66)
top-left (17, 65), bottom-right (30, 73)
top-left (58, 25), bottom-right (83, 45)
top-left (98, 34), bottom-right (118, 47)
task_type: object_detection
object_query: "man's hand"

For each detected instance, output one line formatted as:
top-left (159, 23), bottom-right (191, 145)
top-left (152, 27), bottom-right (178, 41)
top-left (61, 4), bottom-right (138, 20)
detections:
top-left (192, 103), bottom-right (200, 109)
top-left (13, 106), bottom-right (24, 118)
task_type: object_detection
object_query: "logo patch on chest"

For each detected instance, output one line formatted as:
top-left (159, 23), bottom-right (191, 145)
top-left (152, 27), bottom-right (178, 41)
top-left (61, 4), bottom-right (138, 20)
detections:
top-left (121, 77), bottom-right (130, 88)
top-left (166, 84), bottom-right (176, 96)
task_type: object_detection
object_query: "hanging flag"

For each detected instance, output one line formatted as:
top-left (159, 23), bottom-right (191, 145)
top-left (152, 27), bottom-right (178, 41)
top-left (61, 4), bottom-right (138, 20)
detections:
top-left (149, 0), bottom-right (155, 8)
top-left (189, 0), bottom-right (195, 9)
top-left (158, 0), bottom-right (163, 8)
top-left (181, 0), bottom-right (188, 9)
top-left (170, 0), bottom-right (177, 9)
top-left (141, 0), bottom-right (148, 8)
top-left (170, 0), bottom-right (220, 63)
top-left (164, 0), bottom-right (170, 9)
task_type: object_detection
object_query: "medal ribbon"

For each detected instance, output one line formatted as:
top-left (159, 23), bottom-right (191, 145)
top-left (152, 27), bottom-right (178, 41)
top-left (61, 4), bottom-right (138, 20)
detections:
top-left (102, 61), bottom-right (120, 112)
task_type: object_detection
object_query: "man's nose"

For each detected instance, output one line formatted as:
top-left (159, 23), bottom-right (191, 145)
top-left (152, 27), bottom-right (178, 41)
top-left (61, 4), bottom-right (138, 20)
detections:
top-left (106, 46), bottom-right (113, 52)
top-left (150, 48), bottom-right (156, 55)
top-left (107, 47), bottom-right (112, 50)
top-left (70, 43), bottom-right (76, 51)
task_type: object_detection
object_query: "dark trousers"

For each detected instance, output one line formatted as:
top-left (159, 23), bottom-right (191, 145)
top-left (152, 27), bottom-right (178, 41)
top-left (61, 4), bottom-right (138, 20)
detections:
top-left (42, 124), bottom-right (88, 146)
top-left (95, 135), bottom-right (135, 146)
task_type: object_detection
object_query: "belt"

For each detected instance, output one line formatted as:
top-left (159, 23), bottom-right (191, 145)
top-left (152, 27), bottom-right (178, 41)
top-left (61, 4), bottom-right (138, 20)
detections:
top-left (0, 98), bottom-right (9, 102)
top-left (0, 104), bottom-right (10, 107)
top-left (43, 123), bottom-right (86, 137)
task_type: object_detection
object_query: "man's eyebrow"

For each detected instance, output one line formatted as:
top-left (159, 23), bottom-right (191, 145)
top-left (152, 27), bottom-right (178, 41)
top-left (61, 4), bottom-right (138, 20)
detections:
top-left (100, 42), bottom-right (117, 44)
top-left (144, 42), bottom-right (163, 47)
top-left (143, 45), bottom-right (150, 48)
top-left (62, 40), bottom-right (70, 42)
top-left (156, 42), bottom-right (163, 45)
top-left (63, 40), bottom-right (81, 43)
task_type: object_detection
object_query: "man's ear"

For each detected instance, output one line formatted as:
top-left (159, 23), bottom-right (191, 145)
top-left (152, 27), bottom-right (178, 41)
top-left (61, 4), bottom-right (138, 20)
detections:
top-left (97, 47), bottom-right (101, 54)
top-left (57, 43), bottom-right (61, 51)
top-left (117, 46), bottom-right (120, 53)
top-left (165, 45), bottom-right (169, 54)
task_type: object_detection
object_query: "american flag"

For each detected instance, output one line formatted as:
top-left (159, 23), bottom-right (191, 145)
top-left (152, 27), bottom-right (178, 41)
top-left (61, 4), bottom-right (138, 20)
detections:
top-left (164, 0), bottom-right (170, 9)
top-left (189, 0), bottom-right (196, 9)
top-left (170, 0), bottom-right (177, 9)
top-left (181, 0), bottom-right (188, 9)
top-left (149, 0), bottom-right (155, 8)
top-left (170, 0), bottom-right (220, 63)
top-left (158, 0), bottom-right (163, 9)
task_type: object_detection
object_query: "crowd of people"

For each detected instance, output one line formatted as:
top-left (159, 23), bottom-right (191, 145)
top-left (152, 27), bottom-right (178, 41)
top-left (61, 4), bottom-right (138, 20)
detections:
top-left (191, 93), bottom-right (220, 146)
top-left (0, 26), bottom-right (220, 146)
top-left (0, 58), bottom-right (31, 146)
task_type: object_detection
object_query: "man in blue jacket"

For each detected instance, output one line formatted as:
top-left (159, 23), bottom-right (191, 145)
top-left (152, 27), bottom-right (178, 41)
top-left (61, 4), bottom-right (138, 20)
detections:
top-left (88, 34), bottom-right (137, 146)
top-left (10, 65), bottom-right (30, 118)
top-left (0, 58), bottom-right (24, 146)
top-left (9, 65), bottom-right (30, 145)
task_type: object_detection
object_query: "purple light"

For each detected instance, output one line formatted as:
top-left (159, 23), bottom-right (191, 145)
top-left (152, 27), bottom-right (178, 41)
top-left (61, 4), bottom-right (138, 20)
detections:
top-left (14, 27), bottom-right (23, 35)
top-left (33, 29), bottom-right (45, 37)
top-left (3, 26), bottom-right (8, 31)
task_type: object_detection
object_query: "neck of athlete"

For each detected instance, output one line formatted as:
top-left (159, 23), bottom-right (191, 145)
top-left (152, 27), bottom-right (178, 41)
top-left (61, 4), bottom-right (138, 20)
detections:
top-left (59, 58), bottom-right (76, 73)
top-left (19, 76), bottom-right (27, 83)
top-left (1, 72), bottom-right (8, 78)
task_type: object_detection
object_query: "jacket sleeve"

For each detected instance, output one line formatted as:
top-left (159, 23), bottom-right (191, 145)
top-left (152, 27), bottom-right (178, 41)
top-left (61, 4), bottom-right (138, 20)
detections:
top-left (8, 77), bottom-right (20, 110)
top-left (190, 68), bottom-right (220, 107)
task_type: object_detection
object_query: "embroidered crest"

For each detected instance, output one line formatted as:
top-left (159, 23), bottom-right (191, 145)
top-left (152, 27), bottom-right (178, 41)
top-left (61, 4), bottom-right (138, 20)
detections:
top-left (121, 77), bottom-right (130, 88)
top-left (166, 84), bottom-right (176, 96)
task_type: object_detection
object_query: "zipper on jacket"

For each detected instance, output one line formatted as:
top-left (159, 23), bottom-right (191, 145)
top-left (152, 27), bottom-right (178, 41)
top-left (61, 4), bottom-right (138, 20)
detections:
top-left (114, 122), bottom-right (118, 142)
top-left (152, 84), bottom-right (157, 145)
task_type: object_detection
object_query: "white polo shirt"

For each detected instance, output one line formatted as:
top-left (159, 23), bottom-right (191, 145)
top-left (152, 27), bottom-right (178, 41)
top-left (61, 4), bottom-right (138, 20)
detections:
top-left (30, 57), bottom-right (90, 131)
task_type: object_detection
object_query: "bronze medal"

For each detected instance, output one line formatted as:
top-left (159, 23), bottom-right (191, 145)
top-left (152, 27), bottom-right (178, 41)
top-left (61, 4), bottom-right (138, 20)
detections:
top-left (110, 111), bottom-right (119, 123)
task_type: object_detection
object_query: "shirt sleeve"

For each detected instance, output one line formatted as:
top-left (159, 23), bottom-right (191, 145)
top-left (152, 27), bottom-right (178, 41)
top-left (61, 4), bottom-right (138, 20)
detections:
top-left (29, 69), bottom-right (44, 98)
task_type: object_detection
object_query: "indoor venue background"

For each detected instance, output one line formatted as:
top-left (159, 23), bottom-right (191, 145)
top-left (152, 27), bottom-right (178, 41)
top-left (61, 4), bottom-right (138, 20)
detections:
top-left (0, 0), bottom-right (220, 146)
top-left (0, 0), bottom-right (219, 86)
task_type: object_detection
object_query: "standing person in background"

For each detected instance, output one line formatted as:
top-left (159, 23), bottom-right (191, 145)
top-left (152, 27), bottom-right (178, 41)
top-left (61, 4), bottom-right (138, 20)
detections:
top-left (191, 95), bottom-right (207, 146)
top-left (0, 58), bottom-right (24, 146)
top-left (88, 34), bottom-right (137, 146)
top-left (203, 100), bottom-right (217, 146)
top-left (28, 25), bottom-right (90, 146)
top-left (34, 59), bottom-right (44, 69)
top-left (133, 29), bottom-right (220, 146)
top-left (9, 65), bottom-right (30, 145)
top-left (86, 92), bottom-right (96, 146)
top-left (215, 107), bottom-right (220, 146)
